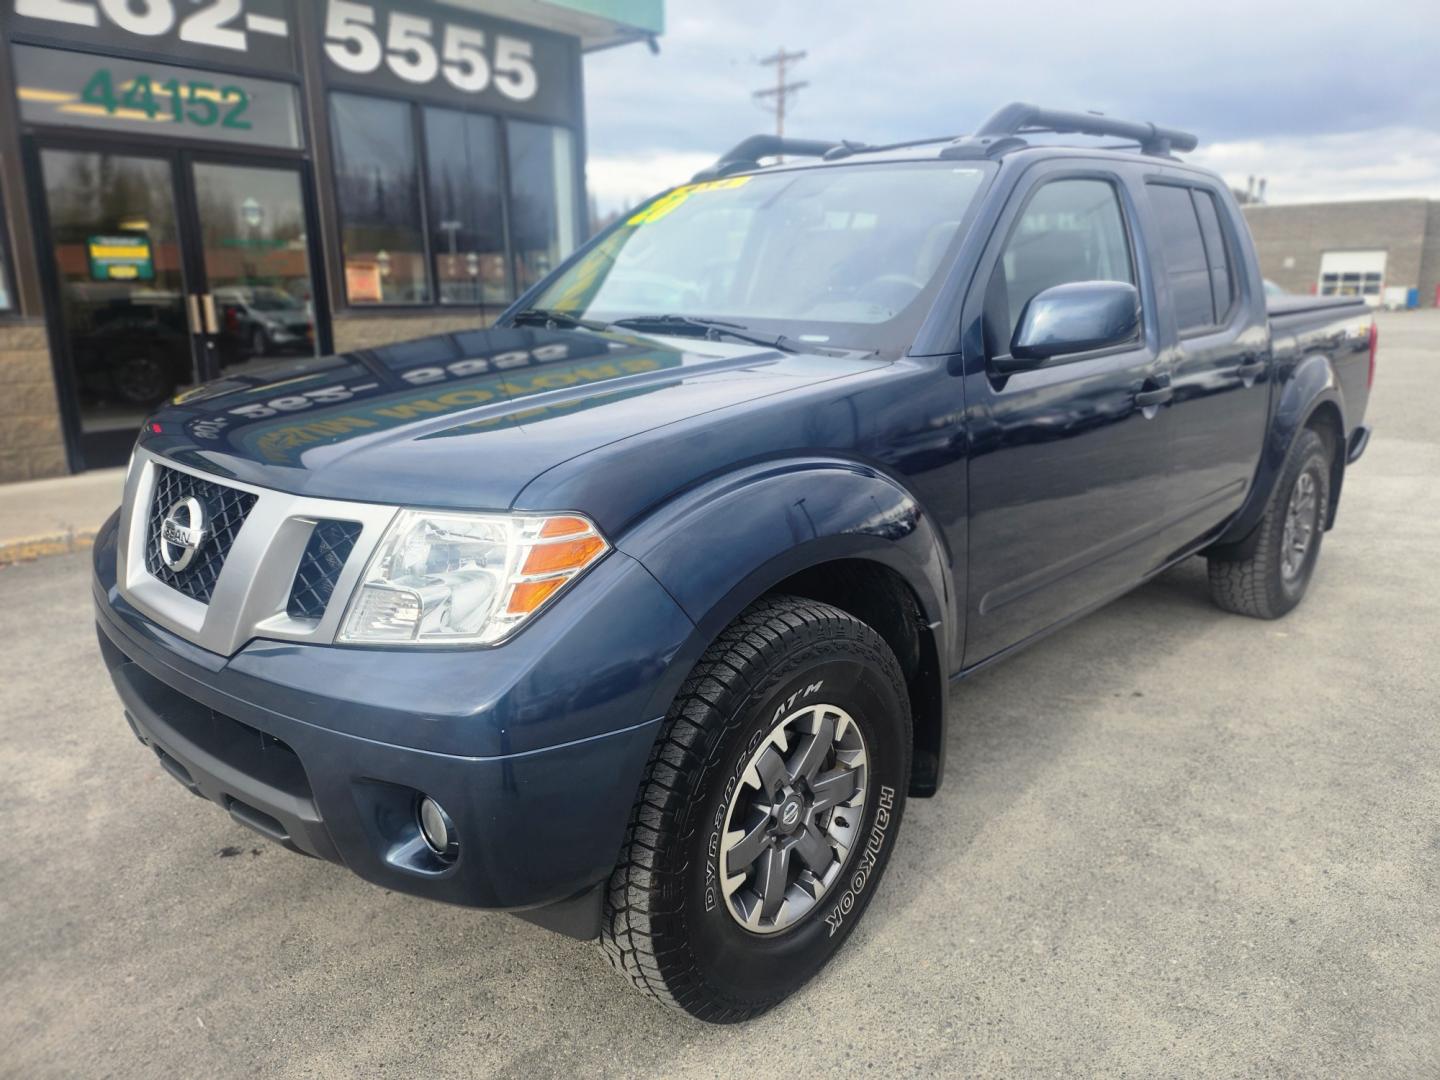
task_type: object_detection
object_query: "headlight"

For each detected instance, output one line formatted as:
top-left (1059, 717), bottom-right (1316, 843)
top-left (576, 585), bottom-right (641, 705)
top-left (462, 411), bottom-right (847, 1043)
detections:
top-left (338, 510), bottom-right (608, 646)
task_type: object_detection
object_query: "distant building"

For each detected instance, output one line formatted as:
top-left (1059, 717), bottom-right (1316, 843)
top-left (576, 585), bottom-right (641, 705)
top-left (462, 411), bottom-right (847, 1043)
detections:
top-left (1242, 198), bottom-right (1440, 309)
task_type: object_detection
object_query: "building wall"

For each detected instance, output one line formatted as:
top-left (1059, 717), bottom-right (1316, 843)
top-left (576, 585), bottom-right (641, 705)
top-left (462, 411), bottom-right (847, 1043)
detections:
top-left (0, 321), bottom-right (68, 481)
top-left (1418, 202), bottom-right (1440, 310)
top-left (1242, 199), bottom-right (1435, 305)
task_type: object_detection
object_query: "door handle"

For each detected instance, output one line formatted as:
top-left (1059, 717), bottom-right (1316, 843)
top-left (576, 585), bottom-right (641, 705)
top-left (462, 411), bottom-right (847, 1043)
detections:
top-left (1236, 359), bottom-right (1266, 380)
top-left (186, 294), bottom-right (203, 335)
top-left (200, 293), bottom-right (219, 335)
top-left (1134, 386), bottom-right (1174, 408)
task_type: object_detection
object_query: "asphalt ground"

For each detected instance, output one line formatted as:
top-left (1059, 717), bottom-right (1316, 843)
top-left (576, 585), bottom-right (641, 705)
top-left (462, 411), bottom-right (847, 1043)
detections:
top-left (2, 311), bottom-right (1437, 1078)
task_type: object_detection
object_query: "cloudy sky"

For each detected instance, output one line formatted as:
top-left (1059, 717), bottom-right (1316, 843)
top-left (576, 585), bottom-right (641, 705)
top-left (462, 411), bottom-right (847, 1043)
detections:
top-left (580, 0), bottom-right (1440, 214)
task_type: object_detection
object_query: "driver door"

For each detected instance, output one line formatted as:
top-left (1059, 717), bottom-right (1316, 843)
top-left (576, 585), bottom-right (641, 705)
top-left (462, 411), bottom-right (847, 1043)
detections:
top-left (960, 167), bottom-right (1175, 665)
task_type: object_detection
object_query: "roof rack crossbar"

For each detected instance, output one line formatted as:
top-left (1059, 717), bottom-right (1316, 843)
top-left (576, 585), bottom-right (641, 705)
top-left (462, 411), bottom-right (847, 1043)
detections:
top-left (692, 135), bottom-right (842, 181)
top-left (974, 101), bottom-right (1199, 155)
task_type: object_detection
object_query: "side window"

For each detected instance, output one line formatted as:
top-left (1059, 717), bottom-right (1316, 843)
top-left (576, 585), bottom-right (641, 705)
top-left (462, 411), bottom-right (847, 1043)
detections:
top-left (984, 178), bottom-right (1134, 356)
top-left (1191, 190), bottom-right (1236, 322)
top-left (1148, 183), bottom-right (1225, 332)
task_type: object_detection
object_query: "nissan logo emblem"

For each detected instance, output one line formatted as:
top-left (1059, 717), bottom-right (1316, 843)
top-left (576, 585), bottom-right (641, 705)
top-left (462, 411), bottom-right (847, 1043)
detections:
top-left (160, 496), bottom-right (209, 572)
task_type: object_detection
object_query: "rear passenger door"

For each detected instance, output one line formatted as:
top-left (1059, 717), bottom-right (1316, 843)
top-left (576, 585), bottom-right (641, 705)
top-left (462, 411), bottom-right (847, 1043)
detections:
top-left (960, 166), bottom-right (1175, 665)
top-left (1143, 181), bottom-right (1270, 537)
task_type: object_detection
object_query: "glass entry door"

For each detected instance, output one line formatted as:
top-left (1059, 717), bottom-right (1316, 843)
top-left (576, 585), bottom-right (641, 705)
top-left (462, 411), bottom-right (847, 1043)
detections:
top-left (190, 161), bottom-right (318, 378)
top-left (35, 145), bottom-right (323, 470)
top-left (38, 148), bottom-right (192, 467)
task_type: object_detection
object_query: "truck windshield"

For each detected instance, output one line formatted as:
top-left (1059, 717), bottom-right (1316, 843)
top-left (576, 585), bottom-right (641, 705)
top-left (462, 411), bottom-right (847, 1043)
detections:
top-left (526, 160), bottom-right (993, 352)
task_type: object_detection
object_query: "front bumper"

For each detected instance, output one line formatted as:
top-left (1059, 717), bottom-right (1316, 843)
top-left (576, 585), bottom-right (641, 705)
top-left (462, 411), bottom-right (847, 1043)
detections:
top-left (92, 515), bottom-right (692, 937)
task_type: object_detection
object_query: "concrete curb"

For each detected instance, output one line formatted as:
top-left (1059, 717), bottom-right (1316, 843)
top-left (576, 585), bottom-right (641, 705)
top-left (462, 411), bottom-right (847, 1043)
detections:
top-left (0, 530), bottom-right (97, 567)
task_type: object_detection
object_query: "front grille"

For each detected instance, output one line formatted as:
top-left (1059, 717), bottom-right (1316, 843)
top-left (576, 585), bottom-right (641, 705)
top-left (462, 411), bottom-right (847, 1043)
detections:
top-left (144, 466), bottom-right (258, 603)
top-left (286, 520), bottom-right (362, 620)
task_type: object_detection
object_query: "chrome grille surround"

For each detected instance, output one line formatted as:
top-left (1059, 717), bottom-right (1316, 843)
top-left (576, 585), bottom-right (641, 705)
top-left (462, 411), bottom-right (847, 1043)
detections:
top-left (116, 449), bottom-right (400, 656)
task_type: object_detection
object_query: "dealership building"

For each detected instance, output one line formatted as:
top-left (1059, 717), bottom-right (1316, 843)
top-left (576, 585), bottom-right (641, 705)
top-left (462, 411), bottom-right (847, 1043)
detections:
top-left (0, 0), bottom-right (661, 482)
top-left (1242, 198), bottom-right (1440, 310)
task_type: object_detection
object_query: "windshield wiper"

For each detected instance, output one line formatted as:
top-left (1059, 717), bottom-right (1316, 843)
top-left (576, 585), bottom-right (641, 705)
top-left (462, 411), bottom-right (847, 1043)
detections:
top-left (508, 307), bottom-right (612, 332)
top-left (608, 314), bottom-right (798, 353)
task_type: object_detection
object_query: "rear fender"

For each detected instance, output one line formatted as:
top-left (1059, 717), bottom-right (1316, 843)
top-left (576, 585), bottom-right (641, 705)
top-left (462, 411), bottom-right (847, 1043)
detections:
top-left (1209, 353), bottom-right (1346, 555)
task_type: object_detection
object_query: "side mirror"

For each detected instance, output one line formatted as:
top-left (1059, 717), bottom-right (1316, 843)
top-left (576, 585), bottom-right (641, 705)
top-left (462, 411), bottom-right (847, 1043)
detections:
top-left (1000, 281), bottom-right (1140, 372)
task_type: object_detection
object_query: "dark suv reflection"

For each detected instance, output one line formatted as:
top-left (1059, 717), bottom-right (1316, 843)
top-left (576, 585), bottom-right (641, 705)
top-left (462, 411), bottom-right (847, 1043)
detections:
top-left (67, 285), bottom-right (190, 407)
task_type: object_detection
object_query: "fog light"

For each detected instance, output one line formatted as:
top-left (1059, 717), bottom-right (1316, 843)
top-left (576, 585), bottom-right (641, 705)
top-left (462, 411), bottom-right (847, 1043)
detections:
top-left (417, 796), bottom-right (459, 860)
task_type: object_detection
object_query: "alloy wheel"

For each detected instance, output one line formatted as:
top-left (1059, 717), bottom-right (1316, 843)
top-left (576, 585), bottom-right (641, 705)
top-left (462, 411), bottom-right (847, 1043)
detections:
top-left (1281, 470), bottom-right (1319, 581)
top-left (718, 702), bottom-right (868, 934)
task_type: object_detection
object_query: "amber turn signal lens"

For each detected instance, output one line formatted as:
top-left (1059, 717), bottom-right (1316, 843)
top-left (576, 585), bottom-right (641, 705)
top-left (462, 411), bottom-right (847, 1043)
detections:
top-left (506, 577), bottom-right (567, 615)
top-left (522, 535), bottom-right (606, 576)
top-left (539, 515), bottom-right (592, 538)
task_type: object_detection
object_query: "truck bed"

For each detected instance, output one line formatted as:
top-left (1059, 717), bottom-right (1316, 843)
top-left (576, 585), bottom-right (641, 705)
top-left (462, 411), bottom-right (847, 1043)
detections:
top-left (1266, 293), bottom-right (1368, 322)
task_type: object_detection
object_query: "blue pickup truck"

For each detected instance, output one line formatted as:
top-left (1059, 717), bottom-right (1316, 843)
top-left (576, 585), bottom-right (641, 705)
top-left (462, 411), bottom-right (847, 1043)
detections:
top-left (94, 103), bottom-right (1375, 1022)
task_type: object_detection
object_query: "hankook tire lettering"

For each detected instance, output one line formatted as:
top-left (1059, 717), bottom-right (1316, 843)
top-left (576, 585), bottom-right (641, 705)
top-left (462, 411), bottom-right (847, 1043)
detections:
top-left (824, 785), bottom-right (896, 936)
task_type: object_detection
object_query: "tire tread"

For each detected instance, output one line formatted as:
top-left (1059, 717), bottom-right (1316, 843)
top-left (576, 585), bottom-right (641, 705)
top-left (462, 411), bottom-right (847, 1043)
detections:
top-left (1208, 427), bottom-right (1331, 619)
top-left (599, 595), bottom-right (907, 1023)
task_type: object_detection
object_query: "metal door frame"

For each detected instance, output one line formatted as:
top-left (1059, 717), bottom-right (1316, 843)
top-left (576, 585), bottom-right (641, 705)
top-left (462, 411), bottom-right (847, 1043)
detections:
top-left (23, 129), bottom-right (329, 471)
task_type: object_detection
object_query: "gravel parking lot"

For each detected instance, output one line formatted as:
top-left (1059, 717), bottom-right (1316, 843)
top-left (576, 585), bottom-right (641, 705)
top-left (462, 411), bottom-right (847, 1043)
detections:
top-left (2, 311), bottom-right (1437, 1078)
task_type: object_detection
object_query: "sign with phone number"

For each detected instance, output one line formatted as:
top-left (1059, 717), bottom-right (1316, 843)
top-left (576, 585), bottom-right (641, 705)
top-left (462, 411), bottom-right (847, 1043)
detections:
top-left (7, 0), bottom-right (579, 124)
top-left (320, 0), bottom-right (576, 123)
top-left (6, 0), bottom-right (297, 77)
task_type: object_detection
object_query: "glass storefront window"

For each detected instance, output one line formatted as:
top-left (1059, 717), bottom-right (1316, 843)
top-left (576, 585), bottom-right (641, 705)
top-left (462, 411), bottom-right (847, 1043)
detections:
top-left (328, 96), bottom-right (582, 309)
top-left (329, 93), bottom-right (430, 305)
top-left (424, 108), bottom-right (509, 306)
top-left (0, 211), bottom-right (11, 311)
top-left (508, 121), bottom-right (578, 293)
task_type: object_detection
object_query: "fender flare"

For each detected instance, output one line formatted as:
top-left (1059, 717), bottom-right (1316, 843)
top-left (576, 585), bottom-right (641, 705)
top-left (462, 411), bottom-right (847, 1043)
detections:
top-left (617, 456), bottom-right (955, 781)
top-left (1211, 352), bottom-right (1346, 554)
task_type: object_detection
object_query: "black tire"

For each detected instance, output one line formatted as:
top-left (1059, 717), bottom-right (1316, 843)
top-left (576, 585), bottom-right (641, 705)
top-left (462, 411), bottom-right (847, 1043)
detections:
top-left (601, 596), bottom-right (911, 1023)
top-left (1208, 427), bottom-right (1332, 619)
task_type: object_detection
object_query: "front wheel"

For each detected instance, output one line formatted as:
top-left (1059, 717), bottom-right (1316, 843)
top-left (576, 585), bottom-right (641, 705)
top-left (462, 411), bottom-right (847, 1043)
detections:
top-left (1208, 426), bottom-right (1332, 619)
top-left (601, 596), bottom-right (911, 1022)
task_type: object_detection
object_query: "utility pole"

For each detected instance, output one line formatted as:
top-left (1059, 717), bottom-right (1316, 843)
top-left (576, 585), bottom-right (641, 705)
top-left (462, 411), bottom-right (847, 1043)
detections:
top-left (753, 47), bottom-right (807, 160)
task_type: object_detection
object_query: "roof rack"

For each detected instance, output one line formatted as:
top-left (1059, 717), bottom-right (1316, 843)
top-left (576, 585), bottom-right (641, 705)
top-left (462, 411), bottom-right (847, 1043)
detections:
top-left (691, 135), bottom-right (842, 181)
top-left (690, 102), bottom-right (1199, 182)
top-left (941, 101), bottom-right (1199, 160)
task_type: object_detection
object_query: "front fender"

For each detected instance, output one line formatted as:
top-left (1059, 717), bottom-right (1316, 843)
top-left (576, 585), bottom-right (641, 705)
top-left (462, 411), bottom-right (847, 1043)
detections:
top-left (617, 457), bottom-right (955, 720)
top-left (1212, 352), bottom-right (1345, 550)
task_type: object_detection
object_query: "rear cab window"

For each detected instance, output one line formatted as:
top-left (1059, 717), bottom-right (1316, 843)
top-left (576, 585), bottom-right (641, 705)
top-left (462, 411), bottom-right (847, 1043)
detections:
top-left (1147, 182), bottom-right (1237, 333)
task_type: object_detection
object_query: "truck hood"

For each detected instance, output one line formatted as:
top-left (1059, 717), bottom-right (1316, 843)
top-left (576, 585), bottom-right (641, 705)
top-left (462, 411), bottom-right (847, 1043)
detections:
top-left (140, 325), bottom-right (886, 510)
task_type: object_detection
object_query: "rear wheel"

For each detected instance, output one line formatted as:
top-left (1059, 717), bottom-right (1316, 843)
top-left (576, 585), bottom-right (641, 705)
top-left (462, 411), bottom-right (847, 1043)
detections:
top-left (601, 596), bottom-right (911, 1022)
top-left (1208, 426), bottom-right (1332, 619)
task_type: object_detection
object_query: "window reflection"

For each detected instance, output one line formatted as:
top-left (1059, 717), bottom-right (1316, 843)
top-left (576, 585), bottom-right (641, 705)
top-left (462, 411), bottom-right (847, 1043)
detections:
top-left (330, 92), bottom-right (430, 304)
top-left (39, 149), bottom-right (190, 464)
top-left (424, 107), bottom-right (509, 305)
top-left (192, 162), bottom-right (317, 370)
top-left (508, 120), bottom-right (577, 292)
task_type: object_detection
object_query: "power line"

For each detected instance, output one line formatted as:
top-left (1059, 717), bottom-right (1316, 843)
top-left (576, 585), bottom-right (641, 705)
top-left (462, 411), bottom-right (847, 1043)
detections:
top-left (753, 47), bottom-right (807, 160)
